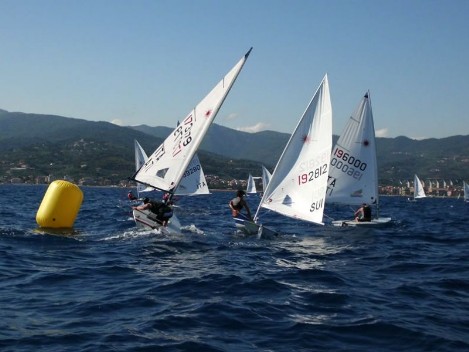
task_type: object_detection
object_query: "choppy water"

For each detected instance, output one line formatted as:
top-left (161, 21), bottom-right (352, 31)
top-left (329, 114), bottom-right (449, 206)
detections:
top-left (0, 184), bottom-right (468, 351)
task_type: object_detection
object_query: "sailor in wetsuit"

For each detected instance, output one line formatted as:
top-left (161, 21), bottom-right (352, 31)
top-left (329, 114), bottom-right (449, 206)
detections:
top-left (354, 203), bottom-right (372, 222)
top-left (133, 197), bottom-right (173, 226)
top-left (229, 190), bottom-right (252, 220)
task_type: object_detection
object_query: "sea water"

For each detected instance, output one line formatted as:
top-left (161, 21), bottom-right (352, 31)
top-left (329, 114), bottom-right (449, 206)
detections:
top-left (0, 184), bottom-right (468, 351)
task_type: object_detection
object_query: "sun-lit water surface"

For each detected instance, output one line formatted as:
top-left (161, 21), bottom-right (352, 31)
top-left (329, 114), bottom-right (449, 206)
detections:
top-left (0, 185), bottom-right (468, 351)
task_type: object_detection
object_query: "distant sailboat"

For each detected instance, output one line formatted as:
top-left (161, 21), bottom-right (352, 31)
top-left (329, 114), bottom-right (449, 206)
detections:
top-left (131, 48), bottom-right (252, 233)
top-left (327, 91), bottom-right (391, 227)
top-left (234, 74), bottom-right (332, 236)
top-left (261, 165), bottom-right (272, 192)
top-left (413, 174), bottom-right (427, 200)
top-left (134, 140), bottom-right (153, 197)
top-left (246, 173), bottom-right (257, 194)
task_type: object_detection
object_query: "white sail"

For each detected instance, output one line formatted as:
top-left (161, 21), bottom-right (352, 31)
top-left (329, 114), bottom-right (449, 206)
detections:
top-left (463, 181), bottom-right (469, 202)
top-left (254, 74), bottom-right (332, 225)
top-left (135, 140), bottom-right (147, 171)
top-left (246, 174), bottom-right (257, 194)
top-left (414, 174), bottom-right (426, 199)
top-left (175, 153), bottom-right (210, 196)
top-left (132, 48), bottom-right (252, 194)
top-left (326, 91), bottom-right (378, 205)
top-left (261, 165), bottom-right (272, 192)
top-left (135, 140), bottom-right (209, 196)
top-left (328, 91), bottom-right (392, 227)
top-left (134, 140), bottom-right (154, 196)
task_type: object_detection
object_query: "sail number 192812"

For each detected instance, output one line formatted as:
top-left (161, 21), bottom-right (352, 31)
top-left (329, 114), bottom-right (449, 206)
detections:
top-left (298, 164), bottom-right (328, 185)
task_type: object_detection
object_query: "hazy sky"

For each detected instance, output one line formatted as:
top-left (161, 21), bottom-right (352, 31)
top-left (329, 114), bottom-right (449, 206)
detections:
top-left (0, 0), bottom-right (468, 139)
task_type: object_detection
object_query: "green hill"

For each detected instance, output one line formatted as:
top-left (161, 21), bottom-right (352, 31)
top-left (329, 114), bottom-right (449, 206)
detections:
top-left (130, 123), bottom-right (290, 167)
top-left (1, 109), bottom-right (468, 185)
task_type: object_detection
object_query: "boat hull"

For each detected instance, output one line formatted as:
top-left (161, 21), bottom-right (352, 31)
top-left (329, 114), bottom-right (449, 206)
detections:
top-left (331, 217), bottom-right (392, 227)
top-left (234, 217), bottom-right (259, 235)
top-left (132, 209), bottom-right (180, 234)
top-left (234, 217), bottom-right (278, 238)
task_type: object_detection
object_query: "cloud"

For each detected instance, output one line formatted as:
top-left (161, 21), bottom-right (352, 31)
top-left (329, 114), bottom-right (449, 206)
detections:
top-left (375, 128), bottom-right (389, 137)
top-left (236, 122), bottom-right (271, 133)
top-left (225, 113), bottom-right (238, 121)
top-left (111, 119), bottom-right (125, 126)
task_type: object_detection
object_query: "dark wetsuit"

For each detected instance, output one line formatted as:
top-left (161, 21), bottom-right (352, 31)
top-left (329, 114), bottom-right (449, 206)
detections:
top-left (358, 205), bottom-right (372, 222)
top-left (149, 201), bottom-right (173, 223)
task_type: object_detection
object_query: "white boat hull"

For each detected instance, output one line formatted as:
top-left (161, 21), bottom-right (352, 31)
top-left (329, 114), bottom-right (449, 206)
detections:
top-left (234, 217), bottom-right (259, 235)
top-left (234, 217), bottom-right (278, 238)
top-left (331, 217), bottom-right (392, 227)
top-left (132, 209), bottom-right (181, 234)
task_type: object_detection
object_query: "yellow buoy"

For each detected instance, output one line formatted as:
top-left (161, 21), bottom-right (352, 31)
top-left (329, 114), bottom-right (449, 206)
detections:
top-left (36, 180), bottom-right (84, 228)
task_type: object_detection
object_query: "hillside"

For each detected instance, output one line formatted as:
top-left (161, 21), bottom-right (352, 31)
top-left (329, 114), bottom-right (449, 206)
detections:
top-left (0, 111), bottom-right (267, 184)
top-left (1, 109), bottom-right (468, 184)
top-left (376, 135), bottom-right (469, 183)
top-left (131, 123), bottom-right (290, 167)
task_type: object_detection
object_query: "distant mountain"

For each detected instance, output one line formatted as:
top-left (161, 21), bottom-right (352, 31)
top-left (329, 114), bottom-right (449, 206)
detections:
top-left (376, 135), bottom-right (469, 183)
top-left (0, 110), bottom-right (160, 151)
top-left (1, 109), bottom-right (468, 184)
top-left (0, 110), bottom-right (269, 183)
top-left (131, 123), bottom-right (290, 167)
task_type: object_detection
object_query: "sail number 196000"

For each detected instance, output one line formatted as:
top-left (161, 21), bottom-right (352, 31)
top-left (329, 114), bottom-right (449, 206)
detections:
top-left (298, 164), bottom-right (328, 185)
top-left (330, 147), bottom-right (367, 180)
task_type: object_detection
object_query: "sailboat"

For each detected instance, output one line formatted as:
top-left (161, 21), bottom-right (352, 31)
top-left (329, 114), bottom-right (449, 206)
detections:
top-left (261, 165), bottom-right (272, 193)
top-left (412, 174), bottom-right (427, 200)
top-left (134, 140), bottom-right (156, 197)
top-left (175, 153), bottom-right (210, 196)
top-left (234, 74), bottom-right (332, 236)
top-left (246, 173), bottom-right (257, 194)
top-left (134, 140), bottom-right (210, 197)
top-left (327, 91), bottom-right (391, 227)
top-left (463, 181), bottom-right (469, 202)
top-left (131, 48), bottom-right (252, 233)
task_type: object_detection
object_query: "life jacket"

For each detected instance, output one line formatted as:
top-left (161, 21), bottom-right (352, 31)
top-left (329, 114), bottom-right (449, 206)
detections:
top-left (230, 197), bottom-right (243, 210)
top-left (148, 201), bottom-right (163, 214)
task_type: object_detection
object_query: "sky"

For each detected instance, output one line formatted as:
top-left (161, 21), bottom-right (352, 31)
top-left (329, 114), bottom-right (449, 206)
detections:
top-left (0, 0), bottom-right (468, 139)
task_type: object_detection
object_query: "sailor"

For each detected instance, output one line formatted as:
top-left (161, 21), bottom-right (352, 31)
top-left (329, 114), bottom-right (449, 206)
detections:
top-left (162, 192), bottom-right (171, 204)
top-left (127, 191), bottom-right (137, 201)
top-left (354, 203), bottom-right (372, 222)
top-left (133, 197), bottom-right (173, 226)
top-left (229, 190), bottom-right (252, 220)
